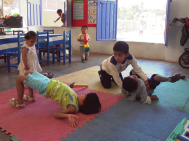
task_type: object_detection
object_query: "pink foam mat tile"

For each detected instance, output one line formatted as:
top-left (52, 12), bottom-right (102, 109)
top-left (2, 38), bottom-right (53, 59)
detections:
top-left (0, 88), bottom-right (123, 140)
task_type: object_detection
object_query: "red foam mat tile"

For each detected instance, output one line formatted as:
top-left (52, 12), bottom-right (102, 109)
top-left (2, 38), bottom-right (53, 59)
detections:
top-left (0, 88), bottom-right (123, 140)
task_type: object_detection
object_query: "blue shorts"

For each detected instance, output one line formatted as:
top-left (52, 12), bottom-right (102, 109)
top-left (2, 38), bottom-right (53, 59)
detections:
top-left (130, 71), bottom-right (160, 90)
top-left (23, 71), bottom-right (51, 96)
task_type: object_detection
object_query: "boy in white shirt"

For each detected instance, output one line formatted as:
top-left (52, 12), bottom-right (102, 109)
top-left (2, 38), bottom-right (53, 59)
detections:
top-left (99, 41), bottom-right (149, 89)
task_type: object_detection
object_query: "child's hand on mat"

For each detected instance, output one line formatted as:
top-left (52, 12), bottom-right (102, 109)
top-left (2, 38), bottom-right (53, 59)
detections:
top-left (150, 95), bottom-right (159, 100)
top-left (68, 114), bottom-right (78, 127)
top-left (145, 80), bottom-right (150, 90)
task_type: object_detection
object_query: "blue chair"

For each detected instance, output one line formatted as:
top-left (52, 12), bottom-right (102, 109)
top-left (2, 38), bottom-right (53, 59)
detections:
top-left (13, 30), bottom-right (24, 35)
top-left (43, 29), bottom-right (54, 34)
top-left (0, 32), bottom-right (7, 63)
top-left (7, 32), bottom-right (25, 72)
top-left (52, 30), bottom-right (71, 65)
top-left (36, 31), bottom-right (50, 65)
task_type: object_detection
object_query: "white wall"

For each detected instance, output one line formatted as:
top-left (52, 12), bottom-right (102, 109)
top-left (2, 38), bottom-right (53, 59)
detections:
top-left (27, 0), bottom-right (188, 63)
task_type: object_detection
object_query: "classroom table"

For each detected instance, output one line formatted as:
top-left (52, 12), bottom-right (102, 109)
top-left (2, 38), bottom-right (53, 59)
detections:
top-left (0, 34), bottom-right (64, 56)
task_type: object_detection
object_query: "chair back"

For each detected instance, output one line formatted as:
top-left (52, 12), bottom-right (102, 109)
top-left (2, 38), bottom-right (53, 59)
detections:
top-left (17, 32), bottom-right (25, 63)
top-left (13, 30), bottom-right (24, 35)
top-left (63, 30), bottom-right (71, 49)
top-left (43, 29), bottom-right (54, 34)
top-left (36, 31), bottom-right (49, 49)
top-left (36, 31), bottom-right (49, 64)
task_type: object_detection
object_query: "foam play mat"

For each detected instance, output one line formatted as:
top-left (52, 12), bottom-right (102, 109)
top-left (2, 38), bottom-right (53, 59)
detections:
top-left (0, 88), bottom-right (123, 140)
top-left (55, 66), bottom-right (189, 113)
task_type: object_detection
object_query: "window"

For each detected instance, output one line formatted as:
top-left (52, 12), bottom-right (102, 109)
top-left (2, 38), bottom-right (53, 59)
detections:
top-left (27, 0), bottom-right (68, 27)
top-left (97, 0), bottom-right (171, 45)
top-left (42, 0), bottom-right (67, 27)
top-left (0, 0), bottom-right (20, 17)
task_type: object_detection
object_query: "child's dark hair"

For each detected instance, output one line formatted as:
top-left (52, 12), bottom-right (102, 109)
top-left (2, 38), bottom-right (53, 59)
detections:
top-left (57, 9), bottom-right (62, 13)
top-left (81, 25), bottom-right (88, 30)
top-left (24, 31), bottom-right (37, 40)
top-left (79, 93), bottom-right (101, 115)
top-left (122, 76), bottom-right (138, 92)
top-left (113, 41), bottom-right (129, 54)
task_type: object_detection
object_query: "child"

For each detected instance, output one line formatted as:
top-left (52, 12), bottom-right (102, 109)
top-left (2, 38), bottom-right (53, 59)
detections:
top-left (98, 41), bottom-right (149, 89)
top-left (77, 25), bottom-right (91, 63)
top-left (18, 31), bottom-right (42, 75)
top-left (54, 9), bottom-right (65, 27)
top-left (121, 69), bottom-right (181, 104)
top-left (10, 71), bottom-right (101, 127)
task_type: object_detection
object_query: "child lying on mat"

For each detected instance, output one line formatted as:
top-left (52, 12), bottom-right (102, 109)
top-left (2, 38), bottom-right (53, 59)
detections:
top-left (121, 69), bottom-right (181, 104)
top-left (10, 71), bottom-right (101, 127)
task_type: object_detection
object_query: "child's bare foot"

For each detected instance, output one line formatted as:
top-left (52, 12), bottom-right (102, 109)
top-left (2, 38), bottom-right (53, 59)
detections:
top-left (150, 95), bottom-right (159, 100)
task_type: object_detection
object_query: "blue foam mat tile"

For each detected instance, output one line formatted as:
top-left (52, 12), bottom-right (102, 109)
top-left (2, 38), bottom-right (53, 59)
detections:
top-left (63, 99), bottom-right (189, 141)
top-left (62, 119), bottom-right (161, 141)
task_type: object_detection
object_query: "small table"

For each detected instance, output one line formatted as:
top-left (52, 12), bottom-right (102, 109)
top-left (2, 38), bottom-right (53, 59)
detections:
top-left (0, 34), bottom-right (64, 56)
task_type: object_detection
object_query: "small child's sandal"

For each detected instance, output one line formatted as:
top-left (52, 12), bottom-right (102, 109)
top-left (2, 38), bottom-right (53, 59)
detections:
top-left (10, 98), bottom-right (25, 108)
top-left (23, 94), bottom-right (36, 102)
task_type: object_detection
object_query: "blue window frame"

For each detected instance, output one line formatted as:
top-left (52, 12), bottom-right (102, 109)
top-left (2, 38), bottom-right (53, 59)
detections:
top-left (96, 0), bottom-right (117, 41)
top-left (27, 0), bottom-right (42, 26)
top-left (164, 0), bottom-right (171, 46)
top-left (97, 0), bottom-right (171, 46)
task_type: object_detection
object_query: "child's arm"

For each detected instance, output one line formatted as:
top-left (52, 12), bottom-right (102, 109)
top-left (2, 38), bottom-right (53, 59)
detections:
top-left (77, 35), bottom-right (84, 42)
top-left (54, 104), bottom-right (78, 127)
top-left (21, 48), bottom-right (29, 71)
top-left (131, 56), bottom-right (147, 81)
top-left (54, 17), bottom-right (60, 23)
top-left (77, 39), bottom-right (84, 42)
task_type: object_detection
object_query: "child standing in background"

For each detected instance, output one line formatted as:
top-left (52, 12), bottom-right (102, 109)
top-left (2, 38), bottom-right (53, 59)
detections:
top-left (18, 31), bottom-right (42, 75)
top-left (54, 9), bottom-right (65, 27)
top-left (77, 25), bottom-right (91, 63)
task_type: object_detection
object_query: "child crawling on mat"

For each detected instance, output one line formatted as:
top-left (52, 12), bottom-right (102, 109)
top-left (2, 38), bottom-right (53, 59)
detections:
top-left (10, 71), bottom-right (101, 127)
top-left (121, 69), bottom-right (181, 104)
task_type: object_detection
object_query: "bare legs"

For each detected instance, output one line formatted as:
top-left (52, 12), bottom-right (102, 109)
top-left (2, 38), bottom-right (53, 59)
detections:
top-left (15, 71), bottom-right (34, 105)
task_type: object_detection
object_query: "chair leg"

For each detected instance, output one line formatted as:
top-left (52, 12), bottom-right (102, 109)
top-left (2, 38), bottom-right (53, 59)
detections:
top-left (52, 49), bottom-right (55, 64)
top-left (69, 48), bottom-right (71, 63)
top-left (47, 48), bottom-right (49, 66)
top-left (4, 54), bottom-right (6, 63)
top-left (63, 49), bottom-right (66, 65)
top-left (7, 55), bottom-right (11, 73)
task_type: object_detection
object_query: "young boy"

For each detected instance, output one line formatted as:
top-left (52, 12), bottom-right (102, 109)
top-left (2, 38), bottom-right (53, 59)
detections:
top-left (98, 41), bottom-right (149, 89)
top-left (121, 69), bottom-right (181, 104)
top-left (77, 25), bottom-right (91, 63)
top-left (54, 9), bottom-right (65, 27)
top-left (10, 71), bottom-right (101, 127)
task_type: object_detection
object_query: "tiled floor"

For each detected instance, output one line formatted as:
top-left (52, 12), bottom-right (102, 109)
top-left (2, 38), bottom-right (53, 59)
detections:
top-left (0, 51), bottom-right (189, 140)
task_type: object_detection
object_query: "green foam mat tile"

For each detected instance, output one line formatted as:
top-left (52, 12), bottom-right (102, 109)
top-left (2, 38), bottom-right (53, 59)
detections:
top-left (152, 79), bottom-right (189, 112)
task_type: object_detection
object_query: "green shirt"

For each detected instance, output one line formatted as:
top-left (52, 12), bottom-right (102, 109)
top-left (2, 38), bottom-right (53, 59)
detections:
top-left (46, 79), bottom-right (79, 113)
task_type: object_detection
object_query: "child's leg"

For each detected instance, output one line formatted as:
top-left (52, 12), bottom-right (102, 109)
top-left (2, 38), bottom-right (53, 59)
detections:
top-left (80, 46), bottom-right (85, 62)
top-left (153, 73), bottom-right (181, 83)
top-left (99, 69), bottom-right (112, 89)
top-left (16, 75), bottom-right (31, 104)
top-left (85, 51), bottom-right (89, 60)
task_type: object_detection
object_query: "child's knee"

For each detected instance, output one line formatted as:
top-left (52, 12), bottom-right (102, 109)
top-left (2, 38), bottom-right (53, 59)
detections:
top-left (16, 75), bottom-right (28, 83)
